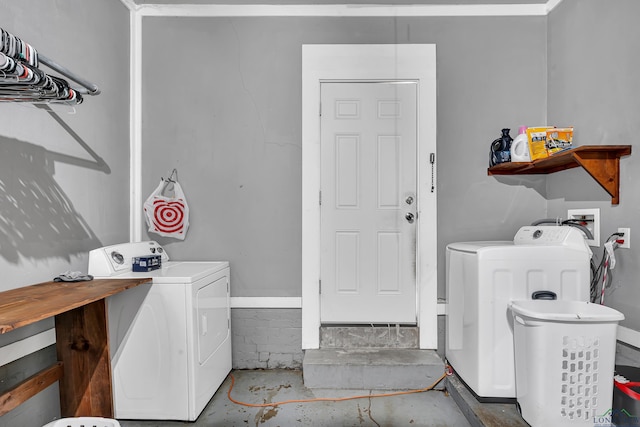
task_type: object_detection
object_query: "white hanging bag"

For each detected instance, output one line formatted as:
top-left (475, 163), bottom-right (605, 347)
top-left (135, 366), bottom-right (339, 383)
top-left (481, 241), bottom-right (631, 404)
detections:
top-left (143, 177), bottom-right (190, 240)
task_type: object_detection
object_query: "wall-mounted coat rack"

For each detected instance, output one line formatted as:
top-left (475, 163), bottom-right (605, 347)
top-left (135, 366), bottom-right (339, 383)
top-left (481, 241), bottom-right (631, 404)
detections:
top-left (0, 27), bottom-right (99, 105)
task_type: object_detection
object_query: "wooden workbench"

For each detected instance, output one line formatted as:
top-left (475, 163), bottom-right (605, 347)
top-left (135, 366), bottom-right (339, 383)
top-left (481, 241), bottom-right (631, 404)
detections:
top-left (0, 278), bottom-right (152, 418)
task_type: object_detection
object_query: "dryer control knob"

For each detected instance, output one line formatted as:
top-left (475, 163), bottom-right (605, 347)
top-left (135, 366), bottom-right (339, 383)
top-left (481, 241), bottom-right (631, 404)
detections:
top-left (111, 251), bottom-right (124, 265)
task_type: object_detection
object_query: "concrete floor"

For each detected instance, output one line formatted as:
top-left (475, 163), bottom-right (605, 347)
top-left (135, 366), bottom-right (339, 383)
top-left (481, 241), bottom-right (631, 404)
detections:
top-left (118, 369), bottom-right (471, 427)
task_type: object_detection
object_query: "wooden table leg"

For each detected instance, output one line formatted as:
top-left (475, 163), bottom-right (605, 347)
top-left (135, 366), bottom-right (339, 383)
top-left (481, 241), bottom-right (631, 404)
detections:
top-left (54, 299), bottom-right (113, 417)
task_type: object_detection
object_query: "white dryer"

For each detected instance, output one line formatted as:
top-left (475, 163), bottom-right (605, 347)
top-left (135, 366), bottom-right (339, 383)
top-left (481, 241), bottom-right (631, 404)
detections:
top-left (88, 241), bottom-right (231, 421)
top-left (445, 226), bottom-right (591, 401)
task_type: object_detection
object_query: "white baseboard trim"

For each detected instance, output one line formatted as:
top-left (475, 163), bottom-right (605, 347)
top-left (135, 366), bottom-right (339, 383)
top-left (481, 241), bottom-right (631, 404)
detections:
top-left (230, 297), bottom-right (302, 309)
top-left (618, 325), bottom-right (640, 349)
top-left (230, 298), bottom-right (445, 313)
top-left (230, 297), bottom-right (444, 312)
top-left (0, 329), bottom-right (56, 366)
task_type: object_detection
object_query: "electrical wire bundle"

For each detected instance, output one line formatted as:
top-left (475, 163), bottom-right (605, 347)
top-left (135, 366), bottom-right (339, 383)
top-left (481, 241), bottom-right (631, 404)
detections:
top-left (590, 232), bottom-right (624, 304)
top-left (531, 218), bottom-right (624, 305)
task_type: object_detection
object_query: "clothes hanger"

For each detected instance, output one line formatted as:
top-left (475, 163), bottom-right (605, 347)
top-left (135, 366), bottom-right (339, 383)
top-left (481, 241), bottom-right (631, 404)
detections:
top-left (0, 27), bottom-right (92, 104)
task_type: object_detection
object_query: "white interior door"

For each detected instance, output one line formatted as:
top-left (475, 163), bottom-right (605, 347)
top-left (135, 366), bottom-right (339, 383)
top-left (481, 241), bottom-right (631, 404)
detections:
top-left (320, 81), bottom-right (417, 324)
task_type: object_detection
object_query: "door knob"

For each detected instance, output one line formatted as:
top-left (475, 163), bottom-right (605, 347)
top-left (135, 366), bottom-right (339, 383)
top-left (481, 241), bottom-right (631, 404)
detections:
top-left (405, 212), bottom-right (415, 223)
top-left (405, 196), bottom-right (414, 205)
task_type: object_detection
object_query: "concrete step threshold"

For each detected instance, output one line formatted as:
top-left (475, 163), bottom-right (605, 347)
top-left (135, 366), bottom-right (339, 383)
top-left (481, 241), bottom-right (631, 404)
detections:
top-left (303, 348), bottom-right (526, 426)
top-left (308, 326), bottom-right (524, 426)
top-left (320, 325), bottom-right (420, 349)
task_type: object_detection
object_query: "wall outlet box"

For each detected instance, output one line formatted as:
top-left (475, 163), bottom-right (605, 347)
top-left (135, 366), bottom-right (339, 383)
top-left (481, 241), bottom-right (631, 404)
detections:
top-left (618, 228), bottom-right (631, 249)
top-left (567, 208), bottom-right (600, 247)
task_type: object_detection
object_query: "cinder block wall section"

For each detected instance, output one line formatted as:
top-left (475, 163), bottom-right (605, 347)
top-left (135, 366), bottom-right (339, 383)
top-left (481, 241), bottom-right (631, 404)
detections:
top-left (231, 308), bottom-right (303, 369)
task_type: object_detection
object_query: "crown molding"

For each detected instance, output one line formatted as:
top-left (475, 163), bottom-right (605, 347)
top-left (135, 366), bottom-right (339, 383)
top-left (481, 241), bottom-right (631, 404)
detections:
top-left (134, 2), bottom-right (559, 17)
top-left (119, 0), bottom-right (138, 11)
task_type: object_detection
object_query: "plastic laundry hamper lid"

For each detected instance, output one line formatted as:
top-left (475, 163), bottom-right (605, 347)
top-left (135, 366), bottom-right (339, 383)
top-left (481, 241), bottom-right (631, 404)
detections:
top-left (509, 300), bottom-right (625, 322)
top-left (42, 417), bottom-right (121, 427)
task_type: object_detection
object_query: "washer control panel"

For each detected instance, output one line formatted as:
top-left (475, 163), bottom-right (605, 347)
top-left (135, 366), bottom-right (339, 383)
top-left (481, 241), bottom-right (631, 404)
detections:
top-left (514, 226), bottom-right (588, 250)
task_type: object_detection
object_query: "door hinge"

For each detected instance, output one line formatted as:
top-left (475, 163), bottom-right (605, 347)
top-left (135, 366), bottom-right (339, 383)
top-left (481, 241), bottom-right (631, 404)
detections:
top-left (319, 190), bottom-right (322, 205)
top-left (319, 102), bottom-right (322, 117)
top-left (319, 279), bottom-right (322, 294)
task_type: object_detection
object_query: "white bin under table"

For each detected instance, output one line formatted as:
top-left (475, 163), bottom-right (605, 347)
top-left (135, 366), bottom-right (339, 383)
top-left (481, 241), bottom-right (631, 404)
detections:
top-left (509, 300), bottom-right (624, 427)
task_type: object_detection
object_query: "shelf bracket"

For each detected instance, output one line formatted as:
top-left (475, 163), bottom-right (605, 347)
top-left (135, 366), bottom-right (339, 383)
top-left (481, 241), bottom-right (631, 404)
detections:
top-left (571, 151), bottom-right (622, 204)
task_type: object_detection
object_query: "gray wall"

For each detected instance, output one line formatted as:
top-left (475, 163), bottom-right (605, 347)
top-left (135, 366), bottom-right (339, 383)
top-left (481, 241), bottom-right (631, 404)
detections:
top-left (0, 1), bottom-right (130, 426)
top-left (546, 0), bottom-right (640, 333)
top-left (140, 15), bottom-right (548, 299)
top-left (6, 1), bottom-right (639, 424)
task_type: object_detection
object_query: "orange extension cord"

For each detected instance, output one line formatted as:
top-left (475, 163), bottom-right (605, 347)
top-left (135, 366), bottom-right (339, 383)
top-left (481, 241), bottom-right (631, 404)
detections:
top-left (227, 370), bottom-right (449, 408)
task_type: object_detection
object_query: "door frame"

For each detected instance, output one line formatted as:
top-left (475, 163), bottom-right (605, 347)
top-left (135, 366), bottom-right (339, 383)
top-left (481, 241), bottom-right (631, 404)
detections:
top-left (302, 44), bottom-right (437, 349)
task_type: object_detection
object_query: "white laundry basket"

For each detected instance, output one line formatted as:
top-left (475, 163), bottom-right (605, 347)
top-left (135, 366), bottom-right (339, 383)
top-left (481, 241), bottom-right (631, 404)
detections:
top-left (509, 300), bottom-right (624, 427)
top-left (43, 417), bottom-right (121, 427)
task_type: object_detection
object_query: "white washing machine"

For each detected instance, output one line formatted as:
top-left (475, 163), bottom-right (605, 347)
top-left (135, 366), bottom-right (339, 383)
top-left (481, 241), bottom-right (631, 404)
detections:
top-left (88, 241), bottom-right (231, 421)
top-left (445, 226), bottom-right (591, 401)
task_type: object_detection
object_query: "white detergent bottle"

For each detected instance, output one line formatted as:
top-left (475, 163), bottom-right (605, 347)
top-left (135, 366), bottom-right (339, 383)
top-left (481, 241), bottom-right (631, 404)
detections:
top-left (510, 126), bottom-right (531, 162)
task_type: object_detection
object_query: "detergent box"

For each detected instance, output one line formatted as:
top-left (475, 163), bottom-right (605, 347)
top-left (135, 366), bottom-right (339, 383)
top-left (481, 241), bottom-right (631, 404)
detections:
top-left (132, 254), bottom-right (162, 272)
top-left (527, 126), bottom-right (553, 161)
top-left (546, 127), bottom-right (573, 155)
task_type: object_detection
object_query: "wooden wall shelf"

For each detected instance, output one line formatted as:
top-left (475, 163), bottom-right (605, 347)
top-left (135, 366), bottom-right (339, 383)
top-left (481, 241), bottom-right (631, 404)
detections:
top-left (488, 145), bottom-right (632, 204)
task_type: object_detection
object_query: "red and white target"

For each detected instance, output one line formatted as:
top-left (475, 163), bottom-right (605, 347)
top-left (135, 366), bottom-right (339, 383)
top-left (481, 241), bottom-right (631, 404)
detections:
top-left (151, 199), bottom-right (186, 234)
top-left (143, 180), bottom-right (190, 240)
